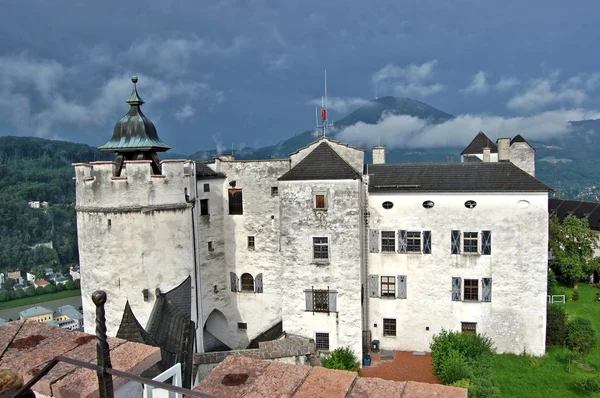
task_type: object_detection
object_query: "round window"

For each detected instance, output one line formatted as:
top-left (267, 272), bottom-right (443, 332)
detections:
top-left (422, 200), bottom-right (435, 209)
top-left (382, 201), bottom-right (394, 209)
top-left (517, 200), bottom-right (530, 208)
top-left (464, 200), bottom-right (477, 209)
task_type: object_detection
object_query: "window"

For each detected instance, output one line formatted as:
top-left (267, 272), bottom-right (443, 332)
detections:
top-left (406, 231), bottom-right (421, 253)
top-left (381, 231), bottom-right (395, 252)
top-left (383, 318), bottom-right (396, 336)
top-left (464, 279), bottom-right (478, 301)
top-left (247, 236), bottom-right (255, 250)
top-left (200, 199), bottom-right (209, 216)
top-left (381, 276), bottom-right (395, 298)
top-left (271, 187), bottom-right (278, 196)
top-left (305, 288), bottom-right (337, 313)
top-left (382, 201), bottom-right (394, 209)
top-left (463, 232), bottom-right (479, 253)
top-left (315, 194), bottom-right (326, 209)
top-left (461, 322), bottom-right (477, 334)
top-left (228, 188), bottom-right (243, 215)
top-left (313, 237), bottom-right (329, 261)
top-left (203, 183), bottom-right (210, 192)
top-left (237, 322), bottom-right (247, 330)
top-left (208, 241), bottom-right (214, 252)
top-left (422, 200), bottom-right (434, 209)
top-left (315, 332), bottom-right (330, 350)
top-left (241, 273), bottom-right (254, 292)
top-left (464, 200), bottom-right (477, 209)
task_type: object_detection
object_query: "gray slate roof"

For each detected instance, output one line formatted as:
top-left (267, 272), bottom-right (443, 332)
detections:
top-left (196, 162), bottom-right (226, 179)
top-left (461, 131), bottom-right (498, 155)
top-left (367, 162), bottom-right (552, 192)
top-left (550, 198), bottom-right (600, 231)
top-left (19, 306), bottom-right (53, 318)
top-left (279, 142), bottom-right (360, 181)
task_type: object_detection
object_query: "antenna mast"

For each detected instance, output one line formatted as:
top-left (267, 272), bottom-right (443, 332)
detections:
top-left (313, 70), bottom-right (334, 138)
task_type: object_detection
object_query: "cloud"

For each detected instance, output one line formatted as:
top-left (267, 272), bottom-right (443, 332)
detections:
top-left (372, 60), bottom-right (444, 98)
top-left (336, 108), bottom-right (600, 149)
top-left (495, 76), bottom-right (520, 92)
top-left (307, 96), bottom-right (370, 113)
top-left (175, 105), bottom-right (195, 122)
top-left (0, 54), bottom-right (68, 99)
top-left (507, 72), bottom-right (587, 112)
top-left (125, 35), bottom-right (250, 75)
top-left (268, 54), bottom-right (288, 70)
top-left (461, 71), bottom-right (489, 94)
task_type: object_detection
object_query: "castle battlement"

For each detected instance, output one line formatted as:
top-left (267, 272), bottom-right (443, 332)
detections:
top-left (74, 159), bottom-right (196, 211)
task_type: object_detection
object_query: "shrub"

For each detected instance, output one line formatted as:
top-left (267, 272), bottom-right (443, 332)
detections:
top-left (321, 347), bottom-right (359, 372)
top-left (469, 375), bottom-right (501, 398)
top-left (438, 349), bottom-right (472, 384)
top-left (546, 304), bottom-right (568, 346)
top-left (567, 318), bottom-right (597, 356)
top-left (577, 376), bottom-right (600, 396)
top-left (572, 290), bottom-right (580, 301)
top-left (450, 379), bottom-right (471, 389)
top-left (430, 330), bottom-right (495, 374)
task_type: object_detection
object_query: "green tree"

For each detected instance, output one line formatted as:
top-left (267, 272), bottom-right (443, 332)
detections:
top-left (2, 278), bottom-right (15, 291)
top-left (25, 286), bottom-right (36, 297)
top-left (56, 283), bottom-right (65, 292)
top-left (0, 290), bottom-right (9, 302)
top-left (31, 265), bottom-right (46, 281)
top-left (35, 286), bottom-right (45, 295)
top-left (64, 280), bottom-right (75, 290)
top-left (43, 284), bottom-right (57, 294)
top-left (567, 317), bottom-right (597, 356)
top-left (549, 214), bottom-right (599, 285)
top-left (74, 279), bottom-right (80, 289)
top-left (13, 288), bottom-right (25, 299)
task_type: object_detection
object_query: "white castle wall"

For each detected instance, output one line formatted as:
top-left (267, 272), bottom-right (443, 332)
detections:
top-left (367, 191), bottom-right (548, 356)
top-left (279, 179), bottom-right (364, 359)
top-left (75, 159), bottom-right (198, 337)
top-left (510, 142), bottom-right (536, 177)
top-left (197, 160), bottom-right (289, 349)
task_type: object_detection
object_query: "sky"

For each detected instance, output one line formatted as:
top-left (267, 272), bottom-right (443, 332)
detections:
top-left (1, 0), bottom-right (600, 154)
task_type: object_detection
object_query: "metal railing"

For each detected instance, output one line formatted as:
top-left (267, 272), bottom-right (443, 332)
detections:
top-left (14, 290), bottom-right (216, 398)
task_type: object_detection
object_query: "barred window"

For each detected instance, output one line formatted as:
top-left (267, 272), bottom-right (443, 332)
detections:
top-left (463, 232), bottom-right (479, 253)
top-left (464, 279), bottom-right (478, 301)
top-left (381, 276), bottom-right (395, 297)
top-left (461, 322), bottom-right (477, 334)
top-left (241, 273), bottom-right (254, 292)
top-left (313, 289), bottom-right (329, 312)
top-left (383, 318), bottom-right (396, 337)
top-left (248, 236), bottom-right (255, 250)
top-left (381, 231), bottom-right (395, 252)
top-left (315, 332), bottom-right (330, 350)
top-left (406, 231), bottom-right (421, 253)
top-left (313, 237), bottom-right (329, 260)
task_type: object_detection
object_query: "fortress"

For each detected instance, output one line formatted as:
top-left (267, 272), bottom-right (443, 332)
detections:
top-left (75, 77), bottom-right (550, 379)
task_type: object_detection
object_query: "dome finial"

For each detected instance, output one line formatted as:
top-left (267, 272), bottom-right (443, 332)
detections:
top-left (126, 75), bottom-right (144, 105)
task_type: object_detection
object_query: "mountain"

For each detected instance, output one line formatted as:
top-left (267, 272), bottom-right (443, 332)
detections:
top-left (188, 97), bottom-right (454, 161)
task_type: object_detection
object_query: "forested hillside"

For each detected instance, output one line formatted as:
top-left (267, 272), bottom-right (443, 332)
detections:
top-left (0, 137), bottom-right (111, 275)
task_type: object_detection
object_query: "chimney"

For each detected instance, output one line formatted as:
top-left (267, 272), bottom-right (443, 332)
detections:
top-left (497, 138), bottom-right (510, 162)
top-left (482, 147), bottom-right (491, 162)
top-left (372, 146), bottom-right (386, 164)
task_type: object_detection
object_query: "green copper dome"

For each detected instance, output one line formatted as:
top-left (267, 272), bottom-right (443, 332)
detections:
top-left (99, 76), bottom-right (170, 152)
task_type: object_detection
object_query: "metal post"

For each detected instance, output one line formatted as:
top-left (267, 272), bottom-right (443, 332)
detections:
top-left (92, 290), bottom-right (114, 398)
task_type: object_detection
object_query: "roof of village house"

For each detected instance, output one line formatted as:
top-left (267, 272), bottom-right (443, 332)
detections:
top-left (0, 320), bottom-right (161, 397)
top-left (550, 198), bottom-right (600, 231)
top-left (367, 162), bottom-right (552, 193)
top-left (55, 305), bottom-right (83, 320)
top-left (279, 142), bottom-right (360, 181)
top-left (19, 306), bottom-right (53, 318)
top-left (35, 279), bottom-right (50, 286)
top-left (196, 162), bottom-right (226, 179)
top-left (194, 355), bottom-right (467, 398)
top-left (461, 131), bottom-right (498, 155)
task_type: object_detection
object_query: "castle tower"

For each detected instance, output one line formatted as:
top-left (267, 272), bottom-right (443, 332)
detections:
top-left (74, 77), bottom-right (201, 342)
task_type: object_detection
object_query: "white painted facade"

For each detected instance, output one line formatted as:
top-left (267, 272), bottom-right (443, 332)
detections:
top-left (367, 192), bottom-right (548, 355)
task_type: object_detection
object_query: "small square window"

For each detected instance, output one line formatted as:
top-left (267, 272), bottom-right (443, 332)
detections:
top-left (208, 241), bottom-right (214, 252)
top-left (463, 232), bottom-right (479, 253)
top-left (381, 231), bottom-right (396, 252)
top-left (381, 276), bottom-right (396, 297)
top-left (203, 183), bottom-right (210, 192)
top-left (237, 322), bottom-right (247, 330)
top-left (406, 231), bottom-right (421, 253)
top-left (461, 322), bottom-right (477, 334)
top-left (200, 199), bottom-right (209, 216)
top-left (248, 236), bottom-right (255, 250)
top-left (313, 237), bottom-right (329, 261)
top-left (315, 332), bottom-right (330, 350)
top-left (271, 187), bottom-right (278, 196)
top-left (383, 318), bottom-right (396, 336)
top-left (315, 194), bottom-right (326, 209)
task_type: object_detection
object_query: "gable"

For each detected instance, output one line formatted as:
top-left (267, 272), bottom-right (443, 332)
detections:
top-left (279, 142), bottom-right (360, 181)
top-left (461, 131), bottom-right (498, 155)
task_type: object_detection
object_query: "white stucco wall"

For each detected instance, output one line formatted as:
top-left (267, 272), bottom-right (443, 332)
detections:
top-left (75, 160), bottom-right (198, 337)
top-left (510, 142), bottom-right (536, 177)
top-left (279, 179), bottom-right (364, 358)
top-left (367, 191), bottom-right (548, 356)
top-left (197, 160), bottom-right (289, 349)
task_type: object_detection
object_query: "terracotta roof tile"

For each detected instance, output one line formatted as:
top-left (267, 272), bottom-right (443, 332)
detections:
top-left (244, 360), bottom-right (311, 398)
top-left (348, 377), bottom-right (407, 397)
top-left (293, 366), bottom-right (357, 398)
top-left (195, 355), bottom-right (271, 398)
top-left (403, 381), bottom-right (468, 397)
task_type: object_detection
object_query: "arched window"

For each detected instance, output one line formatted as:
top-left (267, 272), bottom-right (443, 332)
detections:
top-left (241, 273), bottom-right (254, 292)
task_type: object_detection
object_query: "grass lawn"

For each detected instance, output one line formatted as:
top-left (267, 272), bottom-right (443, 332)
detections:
top-left (0, 289), bottom-right (81, 310)
top-left (494, 283), bottom-right (600, 397)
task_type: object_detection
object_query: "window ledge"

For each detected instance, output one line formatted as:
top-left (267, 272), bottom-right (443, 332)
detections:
top-left (461, 252), bottom-right (480, 256)
top-left (313, 208), bottom-right (328, 212)
top-left (305, 310), bottom-right (337, 314)
top-left (311, 260), bottom-right (330, 266)
top-left (381, 251), bottom-right (396, 254)
top-left (380, 296), bottom-right (396, 299)
top-left (404, 252), bottom-right (423, 255)
top-left (462, 300), bottom-right (480, 303)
